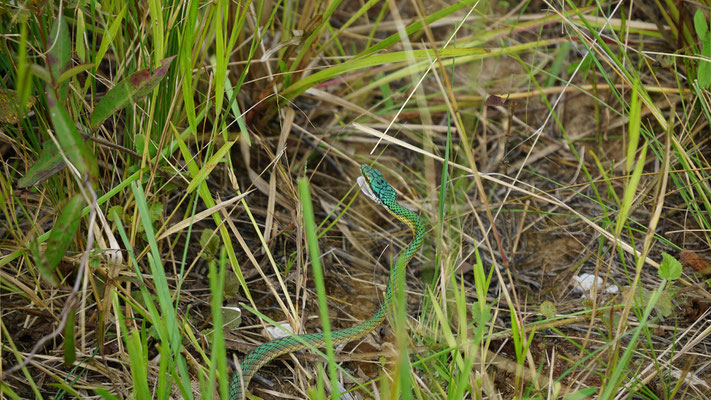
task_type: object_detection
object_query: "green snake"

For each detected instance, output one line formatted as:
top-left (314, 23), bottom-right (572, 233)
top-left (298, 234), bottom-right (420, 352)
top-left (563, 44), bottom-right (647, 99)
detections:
top-left (229, 164), bottom-right (424, 399)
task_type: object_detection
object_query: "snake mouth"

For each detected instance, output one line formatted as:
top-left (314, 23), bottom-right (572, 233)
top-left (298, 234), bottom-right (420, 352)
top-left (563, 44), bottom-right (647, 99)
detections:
top-left (357, 176), bottom-right (379, 203)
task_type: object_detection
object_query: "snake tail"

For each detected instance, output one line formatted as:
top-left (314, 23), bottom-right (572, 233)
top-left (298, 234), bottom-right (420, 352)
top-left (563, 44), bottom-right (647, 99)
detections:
top-left (229, 164), bottom-right (424, 399)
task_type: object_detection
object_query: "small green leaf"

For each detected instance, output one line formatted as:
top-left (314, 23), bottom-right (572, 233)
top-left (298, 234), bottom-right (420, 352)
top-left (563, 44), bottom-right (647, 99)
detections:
top-left (655, 291), bottom-right (673, 317)
top-left (134, 135), bottom-right (158, 158)
top-left (45, 195), bottom-right (84, 276)
top-left (92, 388), bottom-right (120, 400)
top-left (563, 387), bottom-right (598, 400)
top-left (695, 10), bottom-right (708, 40)
top-left (47, 89), bottom-right (98, 180)
top-left (224, 272), bottom-right (240, 298)
top-left (539, 300), bottom-right (557, 318)
top-left (199, 229), bottom-right (219, 260)
top-left (148, 202), bottom-right (163, 223)
top-left (222, 306), bottom-right (242, 330)
top-left (107, 205), bottom-right (124, 222)
top-left (636, 286), bottom-right (673, 317)
top-left (48, 16), bottom-right (71, 102)
top-left (136, 203), bottom-right (163, 234)
top-left (58, 63), bottom-right (96, 84)
top-left (567, 55), bottom-right (592, 76)
top-left (29, 238), bottom-right (57, 286)
top-left (29, 64), bottom-right (51, 83)
top-left (659, 252), bottom-right (682, 281)
top-left (93, 388), bottom-right (121, 400)
top-left (17, 141), bottom-right (65, 188)
top-left (600, 308), bottom-right (621, 330)
top-left (0, 88), bottom-right (35, 124)
top-left (90, 56), bottom-right (176, 127)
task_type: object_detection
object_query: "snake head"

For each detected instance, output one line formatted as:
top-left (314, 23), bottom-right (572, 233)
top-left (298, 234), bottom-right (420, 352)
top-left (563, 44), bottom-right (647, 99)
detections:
top-left (357, 164), bottom-right (397, 206)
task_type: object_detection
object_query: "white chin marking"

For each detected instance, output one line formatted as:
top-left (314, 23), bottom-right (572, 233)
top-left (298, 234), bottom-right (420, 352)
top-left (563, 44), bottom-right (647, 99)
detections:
top-left (357, 176), bottom-right (377, 202)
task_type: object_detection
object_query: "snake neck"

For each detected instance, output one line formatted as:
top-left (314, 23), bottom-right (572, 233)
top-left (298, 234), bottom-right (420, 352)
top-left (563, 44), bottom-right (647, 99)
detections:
top-left (379, 202), bottom-right (424, 319)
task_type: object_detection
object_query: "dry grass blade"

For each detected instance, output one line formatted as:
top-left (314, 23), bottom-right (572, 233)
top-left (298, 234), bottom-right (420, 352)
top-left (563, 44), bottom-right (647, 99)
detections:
top-left (156, 190), bottom-right (254, 241)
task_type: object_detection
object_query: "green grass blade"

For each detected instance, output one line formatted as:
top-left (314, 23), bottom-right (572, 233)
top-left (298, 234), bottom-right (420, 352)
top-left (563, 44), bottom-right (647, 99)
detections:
top-left (94, 4), bottom-right (127, 66)
top-left (298, 177), bottom-right (339, 399)
top-left (209, 250), bottom-right (229, 400)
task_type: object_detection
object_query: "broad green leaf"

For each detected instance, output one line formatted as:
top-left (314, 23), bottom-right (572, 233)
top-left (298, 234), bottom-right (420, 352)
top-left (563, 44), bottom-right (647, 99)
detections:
top-left (701, 34), bottom-right (711, 89)
top-left (134, 135), bottom-right (159, 157)
top-left (48, 16), bottom-right (71, 102)
top-left (29, 238), bottom-right (57, 286)
top-left (0, 88), bottom-right (35, 124)
top-left (659, 252), bottom-right (682, 281)
top-left (47, 89), bottom-right (98, 180)
top-left (45, 195), bottom-right (84, 276)
top-left (16, 141), bottom-right (65, 188)
top-left (696, 11), bottom-right (711, 89)
top-left (695, 10), bottom-right (708, 40)
top-left (76, 11), bottom-right (86, 62)
top-left (90, 55), bottom-right (176, 127)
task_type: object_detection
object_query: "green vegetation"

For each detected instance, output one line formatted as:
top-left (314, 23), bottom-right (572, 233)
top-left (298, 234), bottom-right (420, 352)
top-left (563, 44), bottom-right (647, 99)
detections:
top-left (1, 1), bottom-right (710, 399)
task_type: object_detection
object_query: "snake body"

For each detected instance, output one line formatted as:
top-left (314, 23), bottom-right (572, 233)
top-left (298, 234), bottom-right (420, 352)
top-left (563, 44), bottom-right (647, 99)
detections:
top-left (229, 164), bottom-right (424, 399)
